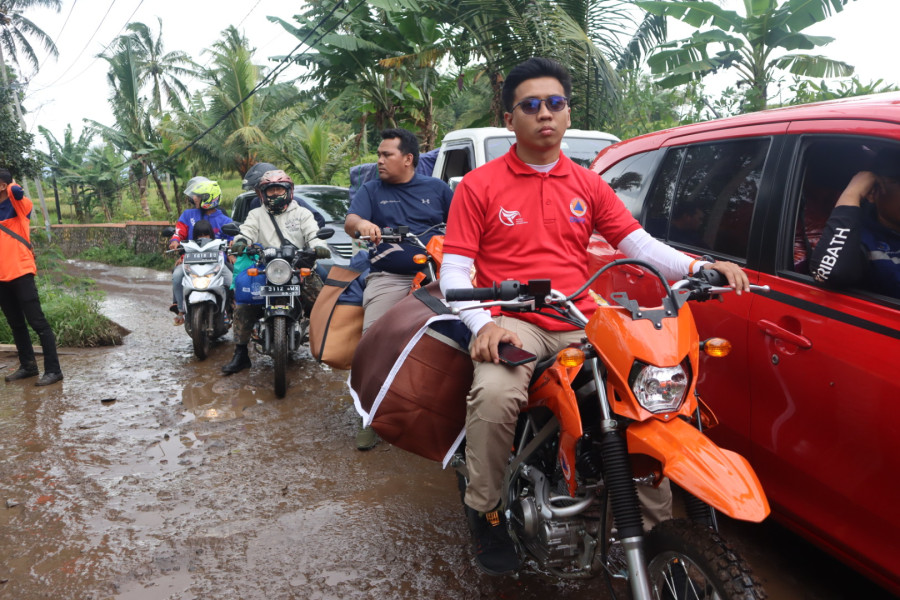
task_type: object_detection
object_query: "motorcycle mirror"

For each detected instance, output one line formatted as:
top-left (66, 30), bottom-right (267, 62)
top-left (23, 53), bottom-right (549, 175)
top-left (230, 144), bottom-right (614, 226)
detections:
top-left (161, 226), bottom-right (176, 238)
top-left (221, 222), bottom-right (241, 237)
top-left (316, 227), bottom-right (335, 241)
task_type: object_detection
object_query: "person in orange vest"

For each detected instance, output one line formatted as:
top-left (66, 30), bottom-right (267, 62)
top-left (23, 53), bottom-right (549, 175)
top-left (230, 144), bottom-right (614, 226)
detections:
top-left (0, 168), bottom-right (63, 386)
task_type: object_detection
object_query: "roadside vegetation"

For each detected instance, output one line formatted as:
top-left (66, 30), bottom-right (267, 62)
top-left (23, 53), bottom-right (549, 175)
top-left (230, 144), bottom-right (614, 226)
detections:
top-left (2, 0), bottom-right (895, 229)
top-left (0, 234), bottom-right (124, 348)
top-left (78, 244), bottom-right (172, 272)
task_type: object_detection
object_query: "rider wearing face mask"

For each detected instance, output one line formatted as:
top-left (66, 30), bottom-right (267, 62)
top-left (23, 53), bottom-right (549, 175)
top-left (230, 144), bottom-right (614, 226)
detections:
top-left (222, 170), bottom-right (331, 375)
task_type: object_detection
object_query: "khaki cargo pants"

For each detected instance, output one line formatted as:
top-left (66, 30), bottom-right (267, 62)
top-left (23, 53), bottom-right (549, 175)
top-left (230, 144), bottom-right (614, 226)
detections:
top-left (463, 315), bottom-right (672, 528)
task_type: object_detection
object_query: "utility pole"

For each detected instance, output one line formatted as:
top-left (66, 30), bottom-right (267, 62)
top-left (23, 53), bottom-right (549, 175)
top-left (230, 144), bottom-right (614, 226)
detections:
top-left (0, 12), bottom-right (53, 239)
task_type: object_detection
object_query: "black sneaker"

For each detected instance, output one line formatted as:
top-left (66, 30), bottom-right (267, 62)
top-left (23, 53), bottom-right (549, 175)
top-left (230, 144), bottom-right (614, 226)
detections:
top-left (5, 365), bottom-right (39, 382)
top-left (35, 372), bottom-right (63, 386)
top-left (467, 504), bottom-right (521, 576)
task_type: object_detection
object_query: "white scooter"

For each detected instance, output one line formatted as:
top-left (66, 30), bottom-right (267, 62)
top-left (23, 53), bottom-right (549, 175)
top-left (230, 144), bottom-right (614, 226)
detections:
top-left (174, 237), bottom-right (232, 359)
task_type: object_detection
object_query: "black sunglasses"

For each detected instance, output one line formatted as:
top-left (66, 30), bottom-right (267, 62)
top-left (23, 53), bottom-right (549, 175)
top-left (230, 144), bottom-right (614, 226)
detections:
top-left (511, 95), bottom-right (569, 115)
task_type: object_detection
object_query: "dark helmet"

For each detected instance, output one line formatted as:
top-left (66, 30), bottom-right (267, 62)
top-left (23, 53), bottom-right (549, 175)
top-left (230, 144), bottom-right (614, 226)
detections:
top-left (242, 162), bottom-right (277, 191)
top-left (257, 170), bottom-right (294, 215)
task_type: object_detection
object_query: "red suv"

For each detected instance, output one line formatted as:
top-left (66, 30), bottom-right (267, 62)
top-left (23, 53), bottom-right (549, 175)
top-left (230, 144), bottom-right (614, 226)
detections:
top-left (588, 93), bottom-right (900, 595)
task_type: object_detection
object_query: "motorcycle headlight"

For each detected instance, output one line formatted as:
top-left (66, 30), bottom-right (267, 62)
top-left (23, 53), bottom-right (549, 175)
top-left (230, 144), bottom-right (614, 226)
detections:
top-left (630, 362), bottom-right (688, 414)
top-left (266, 258), bottom-right (292, 285)
top-left (191, 275), bottom-right (211, 290)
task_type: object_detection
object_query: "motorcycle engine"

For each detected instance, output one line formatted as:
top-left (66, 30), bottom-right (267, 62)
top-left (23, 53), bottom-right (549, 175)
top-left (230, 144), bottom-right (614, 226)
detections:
top-left (509, 472), bottom-right (595, 570)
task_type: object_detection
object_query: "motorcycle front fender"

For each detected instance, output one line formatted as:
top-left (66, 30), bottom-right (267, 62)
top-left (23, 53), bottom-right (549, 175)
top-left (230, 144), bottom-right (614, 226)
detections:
top-left (188, 291), bottom-right (216, 305)
top-left (264, 306), bottom-right (295, 319)
top-left (626, 418), bottom-right (770, 523)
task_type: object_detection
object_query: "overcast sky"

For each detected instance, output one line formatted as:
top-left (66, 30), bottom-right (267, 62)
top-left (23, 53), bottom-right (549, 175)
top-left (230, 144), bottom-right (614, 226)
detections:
top-left (12, 0), bottom-right (900, 150)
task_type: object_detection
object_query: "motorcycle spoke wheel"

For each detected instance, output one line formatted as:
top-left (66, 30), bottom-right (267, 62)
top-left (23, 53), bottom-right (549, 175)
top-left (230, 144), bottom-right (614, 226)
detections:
top-left (273, 316), bottom-right (288, 398)
top-left (645, 519), bottom-right (766, 600)
top-left (191, 305), bottom-right (210, 360)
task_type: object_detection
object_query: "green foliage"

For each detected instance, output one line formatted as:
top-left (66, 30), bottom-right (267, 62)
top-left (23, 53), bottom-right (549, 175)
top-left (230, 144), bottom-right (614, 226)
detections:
top-left (0, 88), bottom-right (41, 179)
top-left (638, 0), bottom-right (856, 111)
top-left (0, 0), bottom-right (61, 72)
top-left (79, 243), bottom-right (172, 271)
top-left (260, 117), bottom-right (356, 185)
top-left (603, 71), bottom-right (706, 139)
top-left (0, 240), bottom-right (123, 348)
top-left (787, 76), bottom-right (900, 105)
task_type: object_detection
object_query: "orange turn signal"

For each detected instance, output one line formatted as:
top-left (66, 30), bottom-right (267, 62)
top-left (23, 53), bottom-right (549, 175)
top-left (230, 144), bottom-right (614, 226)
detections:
top-left (558, 347), bottom-right (585, 368)
top-left (413, 253), bottom-right (428, 265)
top-left (701, 337), bottom-right (732, 358)
top-left (299, 268), bottom-right (312, 277)
top-left (248, 268), bottom-right (259, 276)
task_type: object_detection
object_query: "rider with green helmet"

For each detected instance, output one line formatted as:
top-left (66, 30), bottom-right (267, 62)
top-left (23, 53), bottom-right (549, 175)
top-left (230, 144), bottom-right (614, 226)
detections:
top-left (169, 178), bottom-right (235, 325)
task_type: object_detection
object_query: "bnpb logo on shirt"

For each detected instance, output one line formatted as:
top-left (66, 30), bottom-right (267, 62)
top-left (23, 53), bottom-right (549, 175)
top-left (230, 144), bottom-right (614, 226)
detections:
top-left (569, 197), bottom-right (587, 224)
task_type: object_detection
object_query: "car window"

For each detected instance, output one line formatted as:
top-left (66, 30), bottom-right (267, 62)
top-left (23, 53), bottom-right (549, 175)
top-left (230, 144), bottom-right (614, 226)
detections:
top-left (485, 136), bottom-right (515, 162)
top-left (562, 138), bottom-right (616, 168)
top-left (600, 149), bottom-right (664, 218)
top-left (645, 139), bottom-right (769, 259)
top-left (793, 136), bottom-right (900, 300)
top-left (296, 188), bottom-right (350, 223)
top-left (439, 145), bottom-right (475, 182)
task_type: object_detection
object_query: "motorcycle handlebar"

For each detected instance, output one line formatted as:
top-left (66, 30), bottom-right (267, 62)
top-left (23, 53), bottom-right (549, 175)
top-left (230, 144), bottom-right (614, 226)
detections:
top-left (445, 281), bottom-right (526, 302)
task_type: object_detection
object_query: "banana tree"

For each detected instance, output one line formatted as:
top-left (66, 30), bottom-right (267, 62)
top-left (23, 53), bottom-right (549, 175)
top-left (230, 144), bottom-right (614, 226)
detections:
top-left (637, 0), bottom-right (855, 111)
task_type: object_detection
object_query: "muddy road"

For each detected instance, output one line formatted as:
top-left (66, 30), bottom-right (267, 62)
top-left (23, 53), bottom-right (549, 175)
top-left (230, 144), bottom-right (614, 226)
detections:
top-left (0, 261), bottom-right (893, 599)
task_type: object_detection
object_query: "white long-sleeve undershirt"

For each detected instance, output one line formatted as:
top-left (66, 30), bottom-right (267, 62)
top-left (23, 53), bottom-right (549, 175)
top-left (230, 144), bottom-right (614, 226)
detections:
top-left (439, 228), bottom-right (709, 335)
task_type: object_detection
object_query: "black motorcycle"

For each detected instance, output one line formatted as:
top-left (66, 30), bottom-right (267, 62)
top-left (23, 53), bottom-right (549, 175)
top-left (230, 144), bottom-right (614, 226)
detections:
top-left (224, 223), bottom-right (333, 398)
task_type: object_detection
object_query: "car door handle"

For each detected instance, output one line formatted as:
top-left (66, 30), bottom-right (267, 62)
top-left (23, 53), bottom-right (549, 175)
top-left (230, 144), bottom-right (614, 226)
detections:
top-left (756, 319), bottom-right (812, 349)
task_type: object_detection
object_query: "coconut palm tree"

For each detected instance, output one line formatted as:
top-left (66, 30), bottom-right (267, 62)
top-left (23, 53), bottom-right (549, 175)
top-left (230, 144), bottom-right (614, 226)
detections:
top-left (122, 19), bottom-right (196, 114)
top-left (166, 26), bottom-right (302, 177)
top-left (260, 115), bottom-right (355, 185)
top-left (90, 37), bottom-right (170, 217)
top-left (637, 0), bottom-right (855, 111)
top-left (0, 0), bottom-right (60, 73)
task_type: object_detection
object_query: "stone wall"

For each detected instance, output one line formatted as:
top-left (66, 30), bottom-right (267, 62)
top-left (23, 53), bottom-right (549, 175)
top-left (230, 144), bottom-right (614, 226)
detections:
top-left (34, 222), bottom-right (173, 257)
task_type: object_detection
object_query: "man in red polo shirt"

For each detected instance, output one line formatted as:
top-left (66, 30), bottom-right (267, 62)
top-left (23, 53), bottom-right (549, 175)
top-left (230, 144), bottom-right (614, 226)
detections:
top-left (440, 57), bottom-right (749, 576)
top-left (0, 168), bottom-right (63, 386)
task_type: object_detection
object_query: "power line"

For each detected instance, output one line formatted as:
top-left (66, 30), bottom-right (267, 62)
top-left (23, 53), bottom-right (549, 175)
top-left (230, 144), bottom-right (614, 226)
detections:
top-left (34, 0), bottom-right (118, 89)
top-left (180, 0), bottom-right (266, 90)
top-left (237, 0), bottom-right (264, 30)
top-left (30, 0), bottom-right (79, 78)
top-left (155, 0), bottom-right (364, 174)
top-left (98, 0), bottom-right (364, 201)
top-left (26, 0), bottom-right (145, 98)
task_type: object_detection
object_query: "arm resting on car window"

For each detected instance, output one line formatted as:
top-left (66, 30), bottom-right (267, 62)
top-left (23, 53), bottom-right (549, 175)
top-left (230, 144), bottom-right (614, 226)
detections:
top-left (809, 204), bottom-right (867, 288)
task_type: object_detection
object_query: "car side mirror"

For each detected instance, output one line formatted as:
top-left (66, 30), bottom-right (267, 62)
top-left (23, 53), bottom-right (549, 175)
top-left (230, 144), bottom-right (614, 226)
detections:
top-left (316, 227), bottom-right (335, 241)
top-left (449, 176), bottom-right (463, 191)
top-left (222, 222), bottom-right (241, 237)
top-left (161, 226), bottom-right (176, 238)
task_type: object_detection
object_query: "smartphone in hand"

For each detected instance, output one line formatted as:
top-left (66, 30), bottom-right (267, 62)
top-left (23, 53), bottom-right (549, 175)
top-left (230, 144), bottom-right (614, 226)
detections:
top-left (497, 342), bottom-right (537, 366)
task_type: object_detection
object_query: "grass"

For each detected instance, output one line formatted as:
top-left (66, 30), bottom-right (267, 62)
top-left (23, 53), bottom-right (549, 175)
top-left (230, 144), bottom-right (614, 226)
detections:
top-left (0, 232), bottom-right (125, 348)
top-left (30, 176), bottom-right (244, 227)
top-left (79, 243), bottom-right (173, 271)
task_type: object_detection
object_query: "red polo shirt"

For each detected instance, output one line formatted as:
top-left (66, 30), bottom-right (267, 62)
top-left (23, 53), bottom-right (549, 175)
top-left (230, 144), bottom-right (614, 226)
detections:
top-left (444, 146), bottom-right (640, 330)
top-left (0, 184), bottom-right (36, 282)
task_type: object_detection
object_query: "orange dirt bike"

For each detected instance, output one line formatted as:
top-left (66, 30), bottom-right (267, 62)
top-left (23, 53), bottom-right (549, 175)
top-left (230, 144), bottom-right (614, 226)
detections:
top-left (445, 260), bottom-right (770, 600)
top-left (356, 223), bottom-right (446, 291)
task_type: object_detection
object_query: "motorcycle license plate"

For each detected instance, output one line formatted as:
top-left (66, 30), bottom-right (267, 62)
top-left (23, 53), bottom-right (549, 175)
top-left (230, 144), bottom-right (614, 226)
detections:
top-left (258, 285), bottom-right (301, 296)
top-left (184, 251), bottom-right (219, 263)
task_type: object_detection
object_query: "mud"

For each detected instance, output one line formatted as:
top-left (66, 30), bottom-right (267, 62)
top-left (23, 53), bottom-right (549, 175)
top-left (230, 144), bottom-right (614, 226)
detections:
top-left (0, 260), bottom-right (893, 599)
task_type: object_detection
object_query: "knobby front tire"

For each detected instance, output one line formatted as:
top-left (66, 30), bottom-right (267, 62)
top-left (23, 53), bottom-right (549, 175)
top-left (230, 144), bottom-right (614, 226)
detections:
top-left (273, 316), bottom-right (288, 398)
top-left (644, 519), bottom-right (766, 600)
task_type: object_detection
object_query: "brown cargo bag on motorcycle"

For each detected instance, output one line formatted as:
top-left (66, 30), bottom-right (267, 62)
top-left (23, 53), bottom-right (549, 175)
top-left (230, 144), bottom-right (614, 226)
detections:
top-left (350, 282), bottom-right (473, 463)
top-left (309, 265), bottom-right (365, 370)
